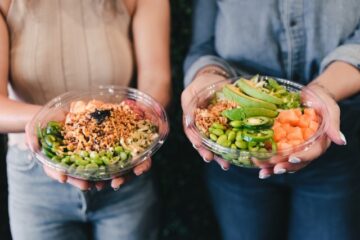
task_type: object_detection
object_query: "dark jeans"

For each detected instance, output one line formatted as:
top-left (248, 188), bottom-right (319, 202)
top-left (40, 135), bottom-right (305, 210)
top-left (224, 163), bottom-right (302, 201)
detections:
top-left (205, 106), bottom-right (360, 240)
top-left (0, 134), bottom-right (11, 240)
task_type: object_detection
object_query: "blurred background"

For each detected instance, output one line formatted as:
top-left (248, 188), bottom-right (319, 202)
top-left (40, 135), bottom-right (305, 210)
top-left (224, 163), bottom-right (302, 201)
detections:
top-left (0, 1), bottom-right (221, 239)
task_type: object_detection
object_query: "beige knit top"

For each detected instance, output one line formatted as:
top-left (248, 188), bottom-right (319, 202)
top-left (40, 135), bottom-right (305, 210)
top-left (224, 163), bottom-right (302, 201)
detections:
top-left (7, 0), bottom-right (134, 104)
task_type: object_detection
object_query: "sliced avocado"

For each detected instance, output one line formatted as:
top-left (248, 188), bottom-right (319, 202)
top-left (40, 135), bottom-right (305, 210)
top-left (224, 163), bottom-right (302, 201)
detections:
top-left (223, 84), bottom-right (277, 110)
top-left (242, 107), bottom-right (278, 118)
top-left (236, 79), bottom-right (283, 105)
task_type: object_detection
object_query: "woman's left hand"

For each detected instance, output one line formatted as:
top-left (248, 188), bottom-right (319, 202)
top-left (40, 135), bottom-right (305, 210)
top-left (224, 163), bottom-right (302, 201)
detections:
top-left (259, 82), bottom-right (347, 178)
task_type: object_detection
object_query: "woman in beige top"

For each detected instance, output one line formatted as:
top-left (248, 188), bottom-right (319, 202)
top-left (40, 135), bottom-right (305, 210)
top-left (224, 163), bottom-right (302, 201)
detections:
top-left (0, 0), bottom-right (170, 239)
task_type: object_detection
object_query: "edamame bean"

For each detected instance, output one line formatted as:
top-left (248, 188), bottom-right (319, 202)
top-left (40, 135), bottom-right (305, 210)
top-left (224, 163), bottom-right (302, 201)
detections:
top-left (120, 152), bottom-right (128, 161)
top-left (231, 144), bottom-right (237, 149)
top-left (216, 135), bottom-right (227, 145)
top-left (110, 156), bottom-right (121, 164)
top-left (115, 146), bottom-right (124, 153)
top-left (230, 120), bottom-right (242, 128)
top-left (90, 151), bottom-right (99, 160)
top-left (235, 140), bottom-right (248, 149)
top-left (227, 131), bottom-right (236, 142)
top-left (91, 158), bottom-right (104, 165)
top-left (101, 156), bottom-right (110, 165)
top-left (79, 151), bottom-right (89, 158)
top-left (222, 140), bottom-right (231, 147)
top-left (71, 155), bottom-right (88, 166)
top-left (236, 131), bottom-right (243, 141)
top-left (211, 128), bottom-right (224, 136)
top-left (76, 165), bottom-right (85, 173)
top-left (85, 163), bottom-right (99, 173)
top-left (106, 151), bottom-right (114, 158)
top-left (210, 133), bottom-right (218, 141)
top-left (61, 156), bottom-right (71, 164)
top-left (211, 122), bottom-right (226, 130)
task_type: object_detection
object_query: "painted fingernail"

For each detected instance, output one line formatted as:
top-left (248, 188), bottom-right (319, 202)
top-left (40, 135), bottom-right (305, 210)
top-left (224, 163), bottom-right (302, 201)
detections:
top-left (203, 157), bottom-right (211, 163)
top-left (220, 164), bottom-right (229, 171)
top-left (274, 168), bottom-right (286, 174)
top-left (288, 156), bottom-right (301, 164)
top-left (113, 187), bottom-right (120, 191)
top-left (288, 171), bottom-right (296, 174)
top-left (135, 170), bottom-right (143, 176)
top-left (192, 144), bottom-right (199, 150)
top-left (339, 131), bottom-right (347, 145)
top-left (259, 172), bottom-right (271, 179)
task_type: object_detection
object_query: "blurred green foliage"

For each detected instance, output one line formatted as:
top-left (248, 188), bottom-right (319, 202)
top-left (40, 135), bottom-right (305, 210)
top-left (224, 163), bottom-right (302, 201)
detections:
top-left (153, 1), bottom-right (221, 240)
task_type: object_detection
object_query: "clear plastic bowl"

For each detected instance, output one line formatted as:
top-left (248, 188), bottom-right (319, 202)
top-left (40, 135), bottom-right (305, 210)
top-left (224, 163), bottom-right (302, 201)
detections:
top-left (184, 76), bottom-right (329, 168)
top-left (28, 86), bottom-right (169, 180)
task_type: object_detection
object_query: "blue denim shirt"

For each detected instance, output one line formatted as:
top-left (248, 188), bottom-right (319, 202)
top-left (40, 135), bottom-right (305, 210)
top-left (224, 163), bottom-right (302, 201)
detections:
top-left (184, 0), bottom-right (360, 104)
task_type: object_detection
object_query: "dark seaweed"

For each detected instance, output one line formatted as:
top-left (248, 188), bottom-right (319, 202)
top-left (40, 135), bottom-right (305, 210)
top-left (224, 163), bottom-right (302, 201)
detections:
top-left (90, 109), bottom-right (111, 124)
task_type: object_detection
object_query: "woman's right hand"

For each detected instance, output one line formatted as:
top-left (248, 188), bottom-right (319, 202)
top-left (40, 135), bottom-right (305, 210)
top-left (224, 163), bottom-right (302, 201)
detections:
top-left (181, 69), bottom-right (231, 171)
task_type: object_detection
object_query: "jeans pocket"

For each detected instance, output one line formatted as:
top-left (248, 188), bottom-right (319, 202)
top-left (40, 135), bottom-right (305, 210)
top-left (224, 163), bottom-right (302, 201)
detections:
top-left (6, 147), bottom-right (37, 173)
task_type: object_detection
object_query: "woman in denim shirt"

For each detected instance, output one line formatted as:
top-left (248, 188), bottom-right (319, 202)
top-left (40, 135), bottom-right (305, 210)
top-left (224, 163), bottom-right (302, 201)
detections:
top-left (182, 0), bottom-right (360, 239)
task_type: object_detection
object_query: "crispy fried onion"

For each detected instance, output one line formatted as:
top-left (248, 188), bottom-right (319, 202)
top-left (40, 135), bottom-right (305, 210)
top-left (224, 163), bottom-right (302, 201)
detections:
top-left (195, 100), bottom-right (237, 136)
top-left (63, 100), bottom-right (157, 154)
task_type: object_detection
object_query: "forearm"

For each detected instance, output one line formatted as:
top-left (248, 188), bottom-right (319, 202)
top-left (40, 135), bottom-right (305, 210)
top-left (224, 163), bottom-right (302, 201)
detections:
top-left (137, 71), bottom-right (171, 108)
top-left (311, 61), bottom-right (360, 101)
top-left (0, 96), bottom-right (41, 133)
top-left (133, 0), bottom-right (171, 108)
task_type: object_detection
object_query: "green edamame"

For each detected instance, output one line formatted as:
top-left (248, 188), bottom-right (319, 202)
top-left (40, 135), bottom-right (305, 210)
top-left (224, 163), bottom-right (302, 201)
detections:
top-left (115, 146), bottom-right (124, 153)
top-left (211, 122), bottom-right (226, 130)
top-left (230, 120), bottom-right (242, 128)
top-left (235, 140), bottom-right (248, 149)
top-left (210, 133), bottom-right (218, 141)
top-left (211, 128), bottom-right (224, 136)
top-left (90, 151), bottom-right (99, 160)
top-left (120, 152), bottom-right (128, 161)
top-left (227, 131), bottom-right (236, 142)
top-left (216, 135), bottom-right (227, 145)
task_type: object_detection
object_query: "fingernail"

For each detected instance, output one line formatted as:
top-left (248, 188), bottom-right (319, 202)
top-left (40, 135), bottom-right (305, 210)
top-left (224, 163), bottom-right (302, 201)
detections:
top-left (203, 157), bottom-right (211, 163)
top-left (288, 156), bottom-right (301, 164)
top-left (288, 171), bottom-right (296, 174)
top-left (192, 144), bottom-right (198, 150)
top-left (220, 164), bottom-right (229, 171)
top-left (339, 131), bottom-right (347, 145)
top-left (274, 168), bottom-right (286, 174)
top-left (259, 172), bottom-right (271, 179)
top-left (113, 187), bottom-right (120, 191)
top-left (135, 170), bottom-right (143, 176)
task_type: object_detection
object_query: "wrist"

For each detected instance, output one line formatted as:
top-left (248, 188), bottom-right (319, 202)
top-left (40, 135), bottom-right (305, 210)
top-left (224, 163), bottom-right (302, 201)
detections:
top-left (308, 82), bottom-right (337, 101)
top-left (195, 65), bottom-right (230, 80)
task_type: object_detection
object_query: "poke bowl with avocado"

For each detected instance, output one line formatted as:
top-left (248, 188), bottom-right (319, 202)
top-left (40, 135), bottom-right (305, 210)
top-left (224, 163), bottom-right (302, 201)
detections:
top-left (184, 75), bottom-right (329, 168)
top-left (28, 86), bottom-right (169, 180)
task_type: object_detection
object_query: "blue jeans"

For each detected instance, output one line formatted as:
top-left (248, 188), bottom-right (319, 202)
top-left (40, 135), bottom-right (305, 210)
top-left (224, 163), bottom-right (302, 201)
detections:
top-left (7, 147), bottom-right (158, 240)
top-left (206, 106), bottom-right (360, 240)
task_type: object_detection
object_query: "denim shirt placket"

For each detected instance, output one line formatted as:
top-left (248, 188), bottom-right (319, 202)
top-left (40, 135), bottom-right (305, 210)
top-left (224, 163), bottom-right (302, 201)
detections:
top-left (280, 0), bottom-right (306, 82)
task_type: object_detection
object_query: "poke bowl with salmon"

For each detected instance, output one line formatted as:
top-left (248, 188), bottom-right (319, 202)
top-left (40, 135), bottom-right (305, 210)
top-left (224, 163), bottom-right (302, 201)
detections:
top-left (28, 86), bottom-right (169, 180)
top-left (184, 75), bottom-right (329, 168)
